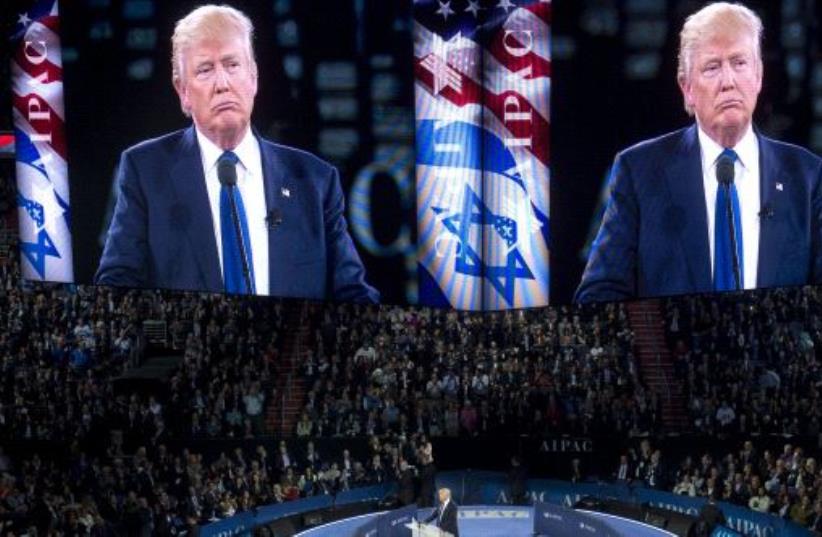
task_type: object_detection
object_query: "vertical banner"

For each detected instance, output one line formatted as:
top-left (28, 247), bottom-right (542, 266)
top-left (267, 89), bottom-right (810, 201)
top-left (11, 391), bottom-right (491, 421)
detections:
top-left (414, 0), bottom-right (485, 310)
top-left (414, 0), bottom-right (550, 310)
top-left (480, 0), bottom-right (550, 309)
top-left (10, 0), bottom-right (74, 283)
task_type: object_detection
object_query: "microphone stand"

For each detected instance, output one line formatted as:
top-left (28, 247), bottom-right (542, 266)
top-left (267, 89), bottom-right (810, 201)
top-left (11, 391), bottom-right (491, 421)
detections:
top-left (722, 183), bottom-right (742, 291)
top-left (225, 184), bottom-right (254, 294)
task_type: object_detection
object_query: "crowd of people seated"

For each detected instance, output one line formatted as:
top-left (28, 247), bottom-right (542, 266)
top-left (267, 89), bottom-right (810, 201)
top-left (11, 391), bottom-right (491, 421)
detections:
top-left (0, 256), bottom-right (430, 534)
top-left (299, 300), bottom-right (656, 439)
top-left (668, 438), bottom-right (822, 532)
top-left (657, 288), bottom-right (822, 533)
top-left (1, 247), bottom-right (821, 533)
top-left (0, 258), bottom-right (285, 446)
top-left (0, 431), bottom-right (436, 535)
top-left (612, 436), bottom-right (822, 532)
top-left (666, 287), bottom-right (822, 438)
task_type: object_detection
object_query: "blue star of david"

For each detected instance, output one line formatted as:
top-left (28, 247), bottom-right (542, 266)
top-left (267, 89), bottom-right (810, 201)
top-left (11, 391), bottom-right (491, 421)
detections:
top-left (20, 229), bottom-right (60, 279)
top-left (17, 194), bottom-right (60, 278)
top-left (433, 184), bottom-right (534, 305)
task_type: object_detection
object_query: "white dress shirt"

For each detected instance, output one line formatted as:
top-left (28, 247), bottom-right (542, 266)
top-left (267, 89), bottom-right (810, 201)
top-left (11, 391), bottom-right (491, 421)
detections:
top-left (196, 128), bottom-right (270, 295)
top-left (698, 125), bottom-right (760, 290)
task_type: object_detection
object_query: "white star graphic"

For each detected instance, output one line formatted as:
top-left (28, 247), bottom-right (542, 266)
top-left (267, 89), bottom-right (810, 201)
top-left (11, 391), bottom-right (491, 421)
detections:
top-left (420, 32), bottom-right (464, 95)
top-left (436, 0), bottom-right (455, 21)
top-left (465, 0), bottom-right (483, 17)
top-left (18, 12), bottom-right (32, 28)
top-left (29, 178), bottom-right (64, 233)
top-left (497, 0), bottom-right (516, 13)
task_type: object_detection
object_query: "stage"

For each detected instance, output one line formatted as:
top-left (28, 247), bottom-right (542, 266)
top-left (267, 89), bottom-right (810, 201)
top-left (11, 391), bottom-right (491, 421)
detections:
top-left (295, 505), bottom-right (678, 537)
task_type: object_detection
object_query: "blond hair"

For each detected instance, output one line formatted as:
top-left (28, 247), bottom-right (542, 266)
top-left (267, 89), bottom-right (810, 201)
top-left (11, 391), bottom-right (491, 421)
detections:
top-left (171, 5), bottom-right (257, 85)
top-left (677, 2), bottom-right (763, 115)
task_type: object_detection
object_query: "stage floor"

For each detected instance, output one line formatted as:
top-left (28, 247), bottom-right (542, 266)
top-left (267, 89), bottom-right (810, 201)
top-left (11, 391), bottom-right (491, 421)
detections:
top-left (296, 505), bottom-right (678, 537)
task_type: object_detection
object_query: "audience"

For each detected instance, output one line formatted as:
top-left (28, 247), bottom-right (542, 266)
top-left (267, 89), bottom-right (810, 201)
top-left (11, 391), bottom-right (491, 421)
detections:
top-left (301, 301), bottom-right (653, 440)
top-left (666, 288), bottom-right (822, 438)
top-left (665, 438), bottom-right (821, 530)
top-left (0, 233), bottom-right (819, 533)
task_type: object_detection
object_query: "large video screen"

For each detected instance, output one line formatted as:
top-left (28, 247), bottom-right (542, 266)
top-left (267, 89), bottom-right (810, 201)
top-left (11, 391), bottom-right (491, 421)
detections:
top-left (9, 0), bottom-right (821, 308)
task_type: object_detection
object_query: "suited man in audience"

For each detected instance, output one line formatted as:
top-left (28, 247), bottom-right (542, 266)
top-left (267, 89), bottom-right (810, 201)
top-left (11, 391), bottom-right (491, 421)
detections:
top-left (425, 488), bottom-right (459, 536)
top-left (576, 2), bottom-right (822, 303)
top-left (613, 453), bottom-right (635, 483)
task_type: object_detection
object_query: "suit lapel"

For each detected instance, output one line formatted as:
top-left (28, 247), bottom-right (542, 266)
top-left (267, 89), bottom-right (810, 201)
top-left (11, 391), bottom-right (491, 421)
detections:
top-left (258, 135), bottom-right (285, 295)
top-left (756, 135), bottom-right (787, 287)
top-left (170, 127), bottom-right (222, 291)
top-left (664, 125), bottom-right (712, 291)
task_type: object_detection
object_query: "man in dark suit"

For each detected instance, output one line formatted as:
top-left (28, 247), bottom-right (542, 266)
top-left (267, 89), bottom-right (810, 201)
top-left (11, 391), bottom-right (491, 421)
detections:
top-left (95, 5), bottom-right (378, 303)
top-left (613, 454), bottom-right (634, 483)
top-left (576, 2), bottom-right (822, 303)
top-left (424, 488), bottom-right (459, 536)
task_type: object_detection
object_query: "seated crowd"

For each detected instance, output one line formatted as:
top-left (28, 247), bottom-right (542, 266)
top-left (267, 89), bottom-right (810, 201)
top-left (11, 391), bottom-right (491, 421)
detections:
top-left (0, 248), bottom-right (820, 533)
top-left (299, 300), bottom-right (653, 439)
top-left (0, 431), bottom-right (436, 535)
top-left (666, 287), bottom-right (822, 438)
top-left (615, 437), bottom-right (821, 531)
top-left (0, 258), bottom-right (285, 445)
top-left (672, 439), bottom-right (821, 532)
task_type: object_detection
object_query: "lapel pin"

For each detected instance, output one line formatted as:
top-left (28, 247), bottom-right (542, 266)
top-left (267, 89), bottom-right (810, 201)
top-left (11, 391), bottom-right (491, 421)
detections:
top-left (775, 182), bottom-right (783, 191)
top-left (281, 187), bottom-right (291, 198)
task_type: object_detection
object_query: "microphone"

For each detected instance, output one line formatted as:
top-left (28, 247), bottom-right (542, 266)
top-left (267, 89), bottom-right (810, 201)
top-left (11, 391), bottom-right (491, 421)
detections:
top-left (759, 204), bottom-right (774, 219)
top-left (265, 209), bottom-right (283, 229)
top-left (217, 158), bottom-right (253, 294)
top-left (716, 153), bottom-right (741, 290)
top-left (217, 157), bottom-right (237, 187)
top-left (716, 154), bottom-right (734, 187)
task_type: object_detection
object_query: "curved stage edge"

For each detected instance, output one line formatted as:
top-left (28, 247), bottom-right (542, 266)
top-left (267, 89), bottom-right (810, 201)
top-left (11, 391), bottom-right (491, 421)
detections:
top-left (296, 506), bottom-right (678, 537)
top-left (198, 474), bottom-right (813, 537)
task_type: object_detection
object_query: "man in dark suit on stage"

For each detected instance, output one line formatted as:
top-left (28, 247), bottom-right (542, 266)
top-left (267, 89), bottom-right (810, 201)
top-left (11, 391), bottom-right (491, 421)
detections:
top-left (576, 2), bottom-right (822, 303)
top-left (424, 488), bottom-right (459, 536)
top-left (95, 5), bottom-right (378, 303)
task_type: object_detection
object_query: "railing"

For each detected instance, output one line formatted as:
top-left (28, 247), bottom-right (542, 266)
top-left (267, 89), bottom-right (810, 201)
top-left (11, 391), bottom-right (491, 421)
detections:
top-left (199, 483), bottom-right (395, 537)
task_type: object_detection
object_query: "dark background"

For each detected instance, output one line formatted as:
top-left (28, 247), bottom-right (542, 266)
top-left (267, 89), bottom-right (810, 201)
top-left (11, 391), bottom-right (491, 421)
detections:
top-left (6, 0), bottom-right (822, 305)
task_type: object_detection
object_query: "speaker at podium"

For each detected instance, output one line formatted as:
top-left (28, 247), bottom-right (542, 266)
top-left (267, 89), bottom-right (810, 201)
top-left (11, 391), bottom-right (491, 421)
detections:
top-left (405, 520), bottom-right (454, 537)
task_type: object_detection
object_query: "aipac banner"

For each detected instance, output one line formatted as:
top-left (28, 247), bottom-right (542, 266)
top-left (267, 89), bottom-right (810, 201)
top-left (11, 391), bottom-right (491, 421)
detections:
top-left (414, 0), bottom-right (551, 310)
top-left (10, 0), bottom-right (73, 282)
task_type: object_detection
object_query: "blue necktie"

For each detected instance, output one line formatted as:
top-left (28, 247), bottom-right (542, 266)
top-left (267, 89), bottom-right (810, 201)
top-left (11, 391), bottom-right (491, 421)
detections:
top-left (219, 151), bottom-right (255, 294)
top-left (714, 148), bottom-right (743, 291)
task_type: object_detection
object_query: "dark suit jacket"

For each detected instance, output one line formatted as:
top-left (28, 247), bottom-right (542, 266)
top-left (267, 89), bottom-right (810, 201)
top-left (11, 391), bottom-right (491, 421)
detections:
top-left (576, 125), bottom-right (822, 303)
top-left (95, 127), bottom-right (378, 302)
top-left (425, 500), bottom-right (459, 536)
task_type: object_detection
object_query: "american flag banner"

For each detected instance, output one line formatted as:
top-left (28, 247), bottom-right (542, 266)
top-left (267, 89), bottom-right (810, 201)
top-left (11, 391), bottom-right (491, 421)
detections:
top-left (10, 0), bottom-right (74, 282)
top-left (415, 0), bottom-right (550, 310)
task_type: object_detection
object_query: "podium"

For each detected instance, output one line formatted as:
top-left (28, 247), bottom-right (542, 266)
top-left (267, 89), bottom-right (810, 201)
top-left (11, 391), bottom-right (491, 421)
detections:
top-left (404, 521), bottom-right (453, 537)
